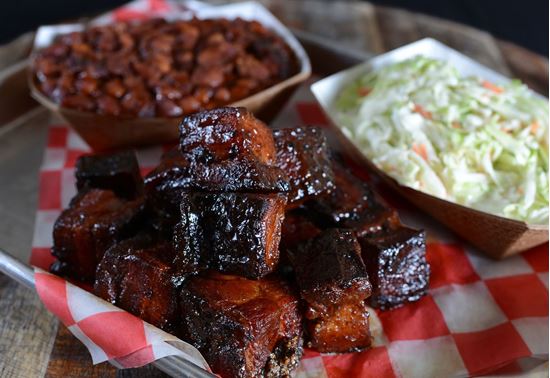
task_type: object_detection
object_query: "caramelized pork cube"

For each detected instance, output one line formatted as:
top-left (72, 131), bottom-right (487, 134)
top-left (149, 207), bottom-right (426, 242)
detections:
top-left (51, 189), bottom-right (144, 282)
top-left (94, 237), bottom-right (179, 331)
top-left (179, 272), bottom-right (303, 378)
top-left (75, 150), bottom-right (143, 199)
top-left (306, 301), bottom-right (371, 353)
top-left (179, 107), bottom-right (277, 165)
top-left (289, 228), bottom-right (371, 317)
top-left (359, 227), bottom-right (430, 309)
top-left (273, 127), bottom-right (334, 207)
top-left (308, 159), bottom-right (399, 237)
top-left (174, 192), bottom-right (286, 278)
top-left (145, 147), bottom-right (289, 234)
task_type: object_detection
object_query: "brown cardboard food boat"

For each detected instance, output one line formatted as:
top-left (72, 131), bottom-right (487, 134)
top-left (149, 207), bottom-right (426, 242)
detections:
top-left (29, 2), bottom-right (311, 151)
top-left (311, 38), bottom-right (548, 258)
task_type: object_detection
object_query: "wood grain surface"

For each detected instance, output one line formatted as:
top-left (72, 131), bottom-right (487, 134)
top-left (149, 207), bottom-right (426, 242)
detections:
top-left (0, 1), bottom-right (547, 377)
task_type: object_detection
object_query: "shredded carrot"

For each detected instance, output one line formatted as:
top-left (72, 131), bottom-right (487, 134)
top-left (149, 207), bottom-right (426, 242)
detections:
top-left (530, 121), bottom-right (540, 134)
top-left (452, 121), bottom-right (461, 129)
top-left (357, 87), bottom-right (372, 97)
top-left (517, 187), bottom-right (524, 194)
top-left (413, 104), bottom-right (433, 120)
top-left (482, 80), bottom-right (504, 94)
top-left (412, 142), bottom-right (428, 161)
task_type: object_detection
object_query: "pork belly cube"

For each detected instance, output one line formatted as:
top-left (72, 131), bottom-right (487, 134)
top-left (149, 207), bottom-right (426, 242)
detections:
top-left (306, 301), bottom-right (371, 353)
top-left (308, 158), bottom-right (399, 237)
top-left (145, 147), bottom-right (289, 235)
top-left (359, 227), bottom-right (430, 309)
top-left (288, 228), bottom-right (372, 317)
top-left (273, 127), bottom-right (334, 207)
top-left (51, 189), bottom-right (144, 282)
top-left (94, 237), bottom-right (179, 331)
top-left (179, 272), bottom-right (303, 378)
top-left (174, 192), bottom-right (286, 278)
top-left (179, 107), bottom-right (277, 165)
top-left (75, 150), bottom-right (143, 199)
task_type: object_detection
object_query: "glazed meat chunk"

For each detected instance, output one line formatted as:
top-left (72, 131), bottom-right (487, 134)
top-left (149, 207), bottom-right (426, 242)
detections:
top-left (359, 227), bottom-right (430, 309)
top-left (179, 272), bottom-right (303, 378)
top-left (308, 158), bottom-right (399, 237)
top-left (75, 150), bottom-right (143, 199)
top-left (51, 189), bottom-right (144, 282)
top-left (94, 236), bottom-right (179, 332)
top-left (288, 228), bottom-right (371, 317)
top-left (306, 302), bottom-right (371, 353)
top-left (174, 192), bottom-right (287, 278)
top-left (288, 228), bottom-right (373, 353)
top-left (273, 127), bottom-right (334, 208)
top-left (179, 107), bottom-right (277, 165)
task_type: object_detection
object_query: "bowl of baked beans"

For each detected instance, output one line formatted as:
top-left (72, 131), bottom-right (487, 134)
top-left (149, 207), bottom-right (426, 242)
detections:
top-left (30, 8), bottom-right (310, 151)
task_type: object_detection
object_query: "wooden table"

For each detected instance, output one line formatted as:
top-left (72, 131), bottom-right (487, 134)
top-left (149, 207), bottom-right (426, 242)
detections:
top-left (0, 1), bottom-right (547, 377)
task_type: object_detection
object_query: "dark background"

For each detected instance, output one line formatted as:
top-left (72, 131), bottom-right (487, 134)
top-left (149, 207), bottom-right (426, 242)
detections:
top-left (0, 0), bottom-right (548, 56)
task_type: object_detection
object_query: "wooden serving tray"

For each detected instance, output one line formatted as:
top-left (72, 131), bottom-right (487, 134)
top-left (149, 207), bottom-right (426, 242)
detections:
top-left (0, 4), bottom-right (547, 376)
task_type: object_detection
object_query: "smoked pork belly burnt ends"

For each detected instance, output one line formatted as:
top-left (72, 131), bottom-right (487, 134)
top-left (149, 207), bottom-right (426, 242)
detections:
top-left (94, 236), bottom-right (179, 332)
top-left (360, 227), bottom-right (430, 309)
top-left (288, 228), bottom-right (372, 352)
top-left (51, 189), bottom-right (144, 282)
top-left (170, 107), bottom-right (289, 278)
top-left (273, 127), bottom-right (334, 208)
top-left (179, 107), bottom-right (277, 165)
top-left (174, 192), bottom-right (286, 278)
top-left (75, 150), bottom-right (144, 199)
top-left (48, 102), bottom-right (431, 375)
top-left (308, 156), bottom-right (399, 237)
top-left (179, 272), bottom-right (303, 378)
top-left (289, 228), bottom-right (372, 315)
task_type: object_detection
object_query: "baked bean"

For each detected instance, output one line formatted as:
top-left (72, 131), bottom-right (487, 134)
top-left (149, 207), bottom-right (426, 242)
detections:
top-left (157, 98), bottom-right (184, 117)
top-left (194, 87), bottom-right (214, 104)
top-left (177, 24), bottom-right (199, 50)
top-left (191, 67), bottom-right (224, 88)
top-left (214, 87), bottom-right (231, 103)
top-left (179, 96), bottom-right (201, 114)
top-left (104, 79), bottom-right (126, 98)
top-left (97, 95), bottom-right (121, 116)
top-left (175, 51), bottom-right (193, 71)
top-left (236, 55), bottom-right (270, 81)
top-left (75, 77), bottom-right (99, 96)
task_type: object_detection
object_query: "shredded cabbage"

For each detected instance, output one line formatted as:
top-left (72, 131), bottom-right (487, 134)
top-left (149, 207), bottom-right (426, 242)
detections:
top-left (334, 56), bottom-right (549, 224)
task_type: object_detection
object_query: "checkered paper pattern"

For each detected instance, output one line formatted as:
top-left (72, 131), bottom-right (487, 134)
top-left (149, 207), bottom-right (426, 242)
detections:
top-left (34, 268), bottom-right (209, 370)
top-left (30, 0), bottom-right (548, 376)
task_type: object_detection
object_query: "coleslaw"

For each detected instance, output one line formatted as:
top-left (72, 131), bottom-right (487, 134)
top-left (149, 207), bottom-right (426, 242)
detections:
top-left (334, 56), bottom-right (549, 224)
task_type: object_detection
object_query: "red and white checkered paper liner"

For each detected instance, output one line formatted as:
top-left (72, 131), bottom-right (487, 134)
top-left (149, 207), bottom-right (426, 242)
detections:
top-left (30, 0), bottom-right (549, 376)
